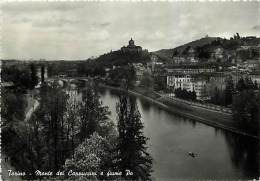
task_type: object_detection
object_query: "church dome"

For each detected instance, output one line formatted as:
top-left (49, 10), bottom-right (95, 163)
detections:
top-left (129, 38), bottom-right (135, 47)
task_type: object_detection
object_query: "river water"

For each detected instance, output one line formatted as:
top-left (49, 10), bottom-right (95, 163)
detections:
top-left (97, 87), bottom-right (259, 180)
top-left (71, 85), bottom-right (259, 180)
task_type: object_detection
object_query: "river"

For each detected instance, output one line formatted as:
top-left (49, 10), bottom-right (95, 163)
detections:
top-left (97, 87), bottom-right (259, 180)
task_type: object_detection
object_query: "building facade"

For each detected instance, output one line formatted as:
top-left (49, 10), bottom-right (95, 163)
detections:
top-left (166, 74), bottom-right (209, 100)
top-left (121, 38), bottom-right (142, 54)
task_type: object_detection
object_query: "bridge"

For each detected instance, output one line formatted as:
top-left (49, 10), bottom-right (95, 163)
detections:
top-left (46, 77), bottom-right (92, 85)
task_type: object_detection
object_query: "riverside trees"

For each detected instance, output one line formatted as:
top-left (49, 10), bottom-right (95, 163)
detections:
top-left (116, 93), bottom-right (153, 180)
top-left (64, 87), bottom-right (153, 181)
top-left (232, 89), bottom-right (260, 135)
top-left (3, 79), bottom-right (153, 180)
top-left (232, 77), bottom-right (260, 135)
top-left (2, 81), bottom-right (112, 179)
top-left (78, 86), bottom-right (111, 141)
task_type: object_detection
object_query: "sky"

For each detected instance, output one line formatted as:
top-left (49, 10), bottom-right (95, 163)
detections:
top-left (1, 1), bottom-right (260, 60)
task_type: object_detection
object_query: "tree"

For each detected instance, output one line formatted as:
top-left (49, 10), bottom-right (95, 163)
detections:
top-left (30, 64), bottom-right (38, 89)
top-left (140, 71), bottom-right (154, 91)
top-left (232, 90), bottom-right (260, 135)
top-left (1, 65), bottom-right (31, 90)
top-left (236, 32), bottom-right (240, 39)
top-left (211, 87), bottom-right (220, 105)
top-left (79, 85), bottom-right (110, 141)
top-left (236, 78), bottom-right (246, 92)
top-left (224, 76), bottom-right (235, 106)
top-left (191, 90), bottom-right (197, 101)
top-left (41, 65), bottom-right (45, 83)
top-left (244, 77), bottom-right (254, 90)
top-left (64, 132), bottom-right (112, 180)
top-left (254, 80), bottom-right (258, 89)
top-left (39, 82), bottom-right (68, 172)
top-left (47, 64), bottom-right (54, 77)
top-left (174, 88), bottom-right (197, 101)
top-left (110, 66), bottom-right (136, 87)
top-left (116, 93), bottom-right (152, 180)
top-left (63, 92), bottom-right (81, 157)
top-left (172, 50), bottom-right (178, 57)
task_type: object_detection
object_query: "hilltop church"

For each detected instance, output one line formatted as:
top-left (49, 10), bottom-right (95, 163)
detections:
top-left (121, 38), bottom-right (142, 54)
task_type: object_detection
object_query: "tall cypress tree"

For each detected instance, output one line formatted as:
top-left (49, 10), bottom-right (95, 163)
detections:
top-left (116, 93), bottom-right (152, 180)
top-left (41, 65), bottom-right (45, 83)
top-left (224, 76), bottom-right (234, 106)
top-left (30, 64), bottom-right (38, 89)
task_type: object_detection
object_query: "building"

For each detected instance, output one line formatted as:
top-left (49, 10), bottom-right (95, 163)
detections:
top-left (192, 79), bottom-right (208, 100)
top-left (167, 73), bottom-right (191, 90)
top-left (121, 38), bottom-right (142, 54)
top-left (166, 73), bottom-right (209, 100)
top-left (166, 71), bottom-right (230, 100)
top-left (148, 54), bottom-right (163, 72)
top-left (172, 56), bottom-right (187, 64)
top-left (166, 64), bottom-right (217, 75)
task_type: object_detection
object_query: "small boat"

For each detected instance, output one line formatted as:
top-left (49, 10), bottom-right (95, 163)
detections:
top-left (188, 152), bottom-right (197, 158)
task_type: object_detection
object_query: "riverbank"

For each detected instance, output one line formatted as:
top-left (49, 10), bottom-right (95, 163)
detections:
top-left (99, 83), bottom-right (260, 140)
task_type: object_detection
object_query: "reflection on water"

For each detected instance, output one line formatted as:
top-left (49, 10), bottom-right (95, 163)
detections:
top-left (224, 132), bottom-right (260, 178)
top-left (139, 99), bottom-right (151, 112)
top-left (93, 87), bottom-right (260, 180)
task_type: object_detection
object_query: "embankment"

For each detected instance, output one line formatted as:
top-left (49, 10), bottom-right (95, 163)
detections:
top-left (99, 84), bottom-right (260, 140)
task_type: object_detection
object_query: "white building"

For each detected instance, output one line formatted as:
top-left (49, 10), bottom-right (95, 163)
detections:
top-left (167, 74), bottom-right (191, 90)
top-left (192, 79), bottom-right (208, 100)
top-left (167, 74), bottom-right (209, 100)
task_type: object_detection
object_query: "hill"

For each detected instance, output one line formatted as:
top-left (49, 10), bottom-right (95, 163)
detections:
top-left (94, 50), bottom-right (151, 67)
top-left (153, 37), bottom-right (221, 61)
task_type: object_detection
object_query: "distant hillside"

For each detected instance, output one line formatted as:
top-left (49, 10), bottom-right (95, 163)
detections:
top-left (94, 50), bottom-right (150, 67)
top-left (153, 37), bottom-right (221, 60)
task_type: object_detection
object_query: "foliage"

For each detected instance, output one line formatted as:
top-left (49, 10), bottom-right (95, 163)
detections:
top-left (116, 94), bottom-right (153, 180)
top-left (210, 77), bottom-right (257, 107)
top-left (64, 132), bottom-right (113, 180)
top-left (41, 65), bottom-right (45, 83)
top-left (236, 77), bottom-right (257, 92)
top-left (1, 65), bottom-right (31, 90)
top-left (140, 71), bottom-right (154, 91)
top-left (96, 50), bottom-right (151, 67)
top-left (153, 75), bottom-right (166, 91)
top-left (39, 82), bottom-right (69, 172)
top-left (109, 65), bottom-right (136, 87)
top-left (174, 88), bottom-right (196, 101)
top-left (77, 61), bottom-right (106, 77)
top-left (196, 47), bottom-right (211, 59)
top-left (210, 87), bottom-right (226, 106)
top-left (1, 88), bottom-right (27, 121)
top-left (78, 85), bottom-right (111, 141)
top-left (30, 63), bottom-right (39, 89)
top-left (224, 76), bottom-right (235, 106)
top-left (232, 90), bottom-right (260, 135)
top-left (2, 81), bottom-right (118, 180)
